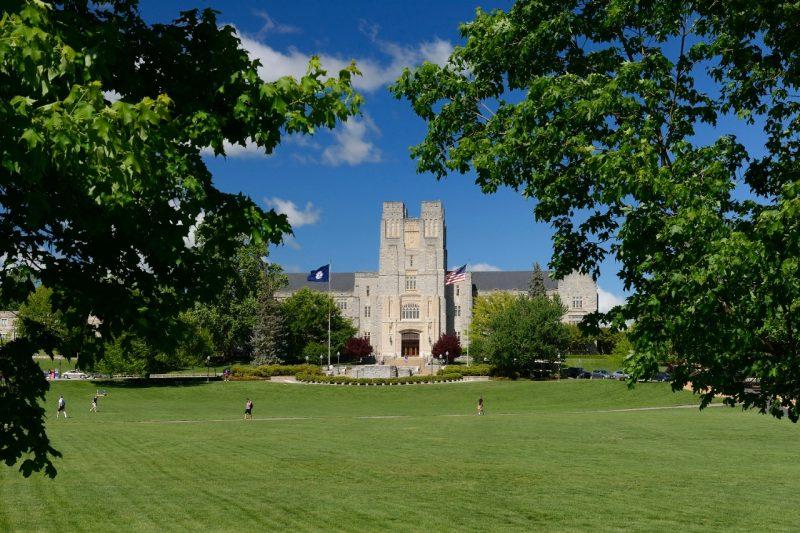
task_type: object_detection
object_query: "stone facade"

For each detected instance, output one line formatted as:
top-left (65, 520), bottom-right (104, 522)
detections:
top-left (0, 311), bottom-right (17, 343)
top-left (277, 201), bottom-right (598, 357)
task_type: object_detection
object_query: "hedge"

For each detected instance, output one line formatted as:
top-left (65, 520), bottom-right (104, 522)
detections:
top-left (295, 372), bottom-right (463, 385)
top-left (231, 364), bottom-right (322, 379)
top-left (438, 364), bottom-right (493, 377)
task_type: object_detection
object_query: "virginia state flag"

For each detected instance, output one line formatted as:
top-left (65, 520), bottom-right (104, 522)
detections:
top-left (307, 264), bottom-right (330, 282)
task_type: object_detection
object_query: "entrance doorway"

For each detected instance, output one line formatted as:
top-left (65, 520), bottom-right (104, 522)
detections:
top-left (401, 331), bottom-right (420, 357)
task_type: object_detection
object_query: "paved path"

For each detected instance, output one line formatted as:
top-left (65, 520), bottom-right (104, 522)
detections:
top-left (123, 403), bottom-right (726, 426)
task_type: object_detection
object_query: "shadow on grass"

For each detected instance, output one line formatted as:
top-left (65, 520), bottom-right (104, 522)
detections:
top-left (92, 376), bottom-right (221, 389)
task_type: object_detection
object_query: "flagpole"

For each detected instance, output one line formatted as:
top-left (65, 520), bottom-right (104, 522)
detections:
top-left (328, 258), bottom-right (331, 369)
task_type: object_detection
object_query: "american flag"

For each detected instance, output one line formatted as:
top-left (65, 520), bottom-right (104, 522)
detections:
top-left (445, 264), bottom-right (467, 285)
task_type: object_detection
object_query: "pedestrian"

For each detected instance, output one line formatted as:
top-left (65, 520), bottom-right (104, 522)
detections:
top-left (57, 395), bottom-right (68, 419)
top-left (477, 396), bottom-right (484, 416)
top-left (90, 395), bottom-right (98, 413)
top-left (244, 398), bottom-right (253, 420)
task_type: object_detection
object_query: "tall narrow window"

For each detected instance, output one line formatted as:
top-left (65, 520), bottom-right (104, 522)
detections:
top-left (455, 305), bottom-right (461, 317)
top-left (405, 275), bottom-right (417, 291)
top-left (366, 285), bottom-right (370, 297)
top-left (409, 255), bottom-right (414, 267)
top-left (572, 296), bottom-right (583, 309)
top-left (456, 285), bottom-right (460, 296)
top-left (456, 331), bottom-right (461, 340)
top-left (364, 331), bottom-right (371, 341)
top-left (364, 306), bottom-right (371, 318)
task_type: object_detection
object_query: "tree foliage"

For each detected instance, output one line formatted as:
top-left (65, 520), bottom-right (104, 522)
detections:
top-left (431, 333), bottom-right (461, 362)
top-left (475, 295), bottom-right (569, 378)
top-left (342, 336), bottom-right (373, 362)
top-left (393, 0), bottom-right (800, 419)
top-left (527, 262), bottom-right (547, 298)
top-left (1, 0), bottom-right (360, 476)
top-left (281, 288), bottom-right (356, 363)
top-left (251, 264), bottom-right (289, 365)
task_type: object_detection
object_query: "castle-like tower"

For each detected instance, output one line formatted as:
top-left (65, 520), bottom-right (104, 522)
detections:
top-left (276, 200), bottom-right (599, 359)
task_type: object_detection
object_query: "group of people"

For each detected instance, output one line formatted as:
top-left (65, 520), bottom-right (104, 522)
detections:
top-left (54, 392), bottom-right (104, 419)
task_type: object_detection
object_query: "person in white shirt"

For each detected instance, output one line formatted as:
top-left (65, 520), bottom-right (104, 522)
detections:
top-left (57, 395), bottom-right (68, 419)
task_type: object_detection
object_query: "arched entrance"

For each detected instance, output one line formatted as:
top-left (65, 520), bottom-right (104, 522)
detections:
top-left (401, 331), bottom-right (420, 357)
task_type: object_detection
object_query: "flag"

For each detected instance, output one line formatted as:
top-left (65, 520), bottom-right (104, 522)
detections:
top-left (445, 264), bottom-right (467, 285)
top-left (307, 264), bottom-right (330, 282)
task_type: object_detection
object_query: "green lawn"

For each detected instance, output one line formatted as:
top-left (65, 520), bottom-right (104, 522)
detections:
top-left (2, 380), bottom-right (798, 531)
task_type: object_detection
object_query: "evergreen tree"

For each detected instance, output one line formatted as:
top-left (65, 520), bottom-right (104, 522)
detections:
top-left (251, 266), bottom-right (288, 365)
top-left (527, 262), bottom-right (547, 298)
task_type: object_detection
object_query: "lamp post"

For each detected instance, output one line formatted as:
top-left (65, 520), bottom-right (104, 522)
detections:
top-left (445, 351), bottom-right (449, 367)
top-left (206, 355), bottom-right (211, 382)
top-left (337, 351), bottom-right (340, 373)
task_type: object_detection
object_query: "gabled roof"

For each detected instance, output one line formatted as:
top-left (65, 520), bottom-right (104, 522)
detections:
top-left (282, 273), bottom-right (356, 293)
top-left (471, 271), bottom-right (558, 291)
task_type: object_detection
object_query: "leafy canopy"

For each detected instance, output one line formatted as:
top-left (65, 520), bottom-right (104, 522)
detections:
top-left (1, 0), bottom-right (360, 477)
top-left (392, 0), bottom-right (800, 419)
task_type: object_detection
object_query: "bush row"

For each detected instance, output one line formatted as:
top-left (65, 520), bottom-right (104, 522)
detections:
top-left (438, 363), bottom-right (493, 376)
top-left (231, 364), bottom-right (322, 378)
top-left (295, 372), bottom-right (463, 385)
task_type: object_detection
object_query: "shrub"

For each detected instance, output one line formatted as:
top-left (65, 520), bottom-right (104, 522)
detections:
top-left (295, 373), bottom-right (463, 385)
top-left (343, 337), bottom-right (373, 362)
top-left (232, 364), bottom-right (322, 378)
top-left (439, 363), bottom-right (493, 376)
top-left (431, 333), bottom-right (462, 362)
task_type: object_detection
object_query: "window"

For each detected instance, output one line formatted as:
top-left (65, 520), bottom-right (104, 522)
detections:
top-left (364, 331), bottom-right (371, 341)
top-left (337, 300), bottom-right (347, 311)
top-left (366, 285), bottom-right (370, 297)
top-left (572, 296), bottom-right (583, 309)
top-left (456, 331), bottom-right (461, 340)
top-left (401, 304), bottom-right (419, 320)
top-left (0, 318), bottom-right (6, 327)
top-left (456, 285), bottom-right (459, 296)
top-left (364, 306), bottom-right (371, 318)
top-left (409, 255), bottom-right (414, 267)
top-left (405, 275), bottom-right (416, 291)
top-left (455, 305), bottom-right (461, 317)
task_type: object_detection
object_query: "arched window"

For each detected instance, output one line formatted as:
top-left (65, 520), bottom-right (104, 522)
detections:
top-left (401, 303), bottom-right (419, 320)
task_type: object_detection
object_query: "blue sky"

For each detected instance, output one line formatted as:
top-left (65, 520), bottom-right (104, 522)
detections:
top-left (139, 0), bottom-right (625, 311)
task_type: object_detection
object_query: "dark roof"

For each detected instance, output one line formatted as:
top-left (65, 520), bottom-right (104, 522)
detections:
top-left (471, 271), bottom-right (558, 291)
top-left (283, 273), bottom-right (356, 292)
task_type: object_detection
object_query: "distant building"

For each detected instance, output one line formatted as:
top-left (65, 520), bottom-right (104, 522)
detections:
top-left (277, 201), bottom-right (598, 358)
top-left (0, 311), bottom-right (18, 343)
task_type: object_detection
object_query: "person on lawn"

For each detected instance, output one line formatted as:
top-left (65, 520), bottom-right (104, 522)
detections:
top-left (477, 396), bottom-right (484, 416)
top-left (90, 395), bottom-right (98, 413)
top-left (244, 398), bottom-right (253, 420)
top-left (57, 395), bottom-right (68, 419)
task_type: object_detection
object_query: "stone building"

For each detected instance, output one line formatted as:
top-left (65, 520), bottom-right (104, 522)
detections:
top-left (0, 311), bottom-right (18, 343)
top-left (277, 201), bottom-right (598, 358)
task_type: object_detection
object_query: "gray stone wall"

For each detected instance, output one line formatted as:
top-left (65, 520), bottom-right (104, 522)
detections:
top-left (0, 311), bottom-right (17, 343)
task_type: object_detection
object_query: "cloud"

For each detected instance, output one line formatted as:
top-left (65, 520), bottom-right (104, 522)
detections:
top-left (182, 211), bottom-right (205, 249)
top-left (253, 10), bottom-right (301, 38)
top-left (264, 198), bottom-right (321, 228)
top-left (234, 25), bottom-right (453, 93)
top-left (199, 138), bottom-right (272, 158)
top-left (322, 116), bottom-right (381, 166)
top-left (597, 286), bottom-right (626, 313)
top-left (470, 262), bottom-right (501, 272)
top-left (283, 235), bottom-right (301, 250)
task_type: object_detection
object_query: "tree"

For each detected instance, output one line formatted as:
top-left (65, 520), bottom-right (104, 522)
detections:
top-left (468, 292), bottom-right (516, 361)
top-left (281, 288), bottom-right (357, 363)
top-left (479, 295), bottom-right (570, 378)
top-left (251, 264), bottom-right (289, 365)
top-left (527, 262), bottom-right (547, 298)
top-left (1, 1), bottom-right (360, 477)
top-left (15, 286), bottom-right (67, 348)
top-left (342, 337), bottom-right (373, 363)
top-left (392, 1), bottom-right (800, 419)
top-left (431, 333), bottom-right (461, 362)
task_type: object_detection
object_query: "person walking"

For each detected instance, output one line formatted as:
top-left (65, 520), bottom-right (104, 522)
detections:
top-left (90, 395), bottom-right (98, 413)
top-left (57, 395), bottom-right (68, 419)
top-left (244, 398), bottom-right (253, 421)
top-left (477, 396), bottom-right (484, 416)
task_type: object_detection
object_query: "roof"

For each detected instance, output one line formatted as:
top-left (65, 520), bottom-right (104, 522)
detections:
top-left (282, 273), bottom-right (356, 293)
top-left (279, 270), bottom-right (557, 294)
top-left (471, 271), bottom-right (558, 291)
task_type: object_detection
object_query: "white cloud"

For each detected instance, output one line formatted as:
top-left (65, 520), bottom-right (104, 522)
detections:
top-left (182, 211), bottom-right (205, 249)
top-left (470, 262), bottom-right (501, 272)
top-left (253, 10), bottom-right (301, 38)
top-left (234, 26), bottom-right (453, 93)
top-left (264, 198), bottom-right (321, 228)
top-left (597, 286), bottom-right (625, 313)
top-left (283, 235), bottom-right (301, 250)
top-left (322, 116), bottom-right (382, 166)
top-left (200, 138), bottom-right (271, 158)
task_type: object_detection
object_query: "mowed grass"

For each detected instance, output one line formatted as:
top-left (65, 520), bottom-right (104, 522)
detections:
top-left (1, 380), bottom-right (798, 531)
